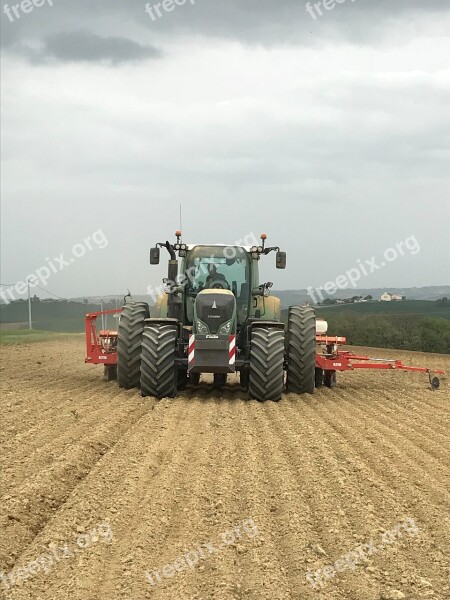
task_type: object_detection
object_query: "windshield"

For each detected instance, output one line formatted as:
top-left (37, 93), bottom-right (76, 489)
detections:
top-left (185, 246), bottom-right (250, 321)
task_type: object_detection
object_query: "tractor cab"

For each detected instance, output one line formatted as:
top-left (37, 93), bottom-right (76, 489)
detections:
top-left (183, 245), bottom-right (251, 329)
top-left (150, 233), bottom-right (286, 329)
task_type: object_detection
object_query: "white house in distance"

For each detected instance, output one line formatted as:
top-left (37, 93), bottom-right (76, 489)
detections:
top-left (380, 292), bottom-right (404, 301)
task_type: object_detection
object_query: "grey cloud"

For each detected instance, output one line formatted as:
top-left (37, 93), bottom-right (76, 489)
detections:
top-left (1, 0), bottom-right (449, 294)
top-left (21, 31), bottom-right (160, 64)
top-left (2, 0), bottom-right (449, 56)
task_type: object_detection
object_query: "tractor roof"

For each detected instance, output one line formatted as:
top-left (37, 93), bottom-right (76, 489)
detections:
top-left (185, 244), bottom-right (253, 251)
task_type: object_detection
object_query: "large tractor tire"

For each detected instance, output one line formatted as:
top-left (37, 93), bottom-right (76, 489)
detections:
top-left (140, 323), bottom-right (177, 399)
top-left (249, 328), bottom-right (285, 402)
top-left (286, 306), bottom-right (316, 394)
top-left (117, 302), bottom-right (150, 389)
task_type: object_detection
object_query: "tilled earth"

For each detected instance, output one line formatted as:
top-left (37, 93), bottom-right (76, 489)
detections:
top-left (0, 337), bottom-right (449, 600)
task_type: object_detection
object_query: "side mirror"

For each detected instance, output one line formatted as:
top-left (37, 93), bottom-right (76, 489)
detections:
top-left (276, 251), bottom-right (286, 269)
top-left (150, 247), bottom-right (160, 265)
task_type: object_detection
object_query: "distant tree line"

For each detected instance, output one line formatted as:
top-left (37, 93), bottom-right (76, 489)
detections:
top-left (0, 299), bottom-right (119, 333)
top-left (3, 298), bottom-right (450, 353)
top-left (436, 297), bottom-right (449, 306)
top-left (324, 313), bottom-right (450, 354)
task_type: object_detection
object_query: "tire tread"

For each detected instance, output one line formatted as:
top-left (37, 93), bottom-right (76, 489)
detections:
top-left (117, 302), bottom-right (150, 389)
top-left (286, 306), bottom-right (316, 394)
top-left (249, 328), bottom-right (285, 401)
top-left (140, 324), bottom-right (177, 399)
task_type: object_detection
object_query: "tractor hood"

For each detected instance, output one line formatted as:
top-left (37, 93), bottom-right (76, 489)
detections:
top-left (194, 289), bottom-right (236, 335)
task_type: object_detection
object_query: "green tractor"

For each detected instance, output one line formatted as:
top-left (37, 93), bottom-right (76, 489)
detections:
top-left (117, 232), bottom-right (316, 401)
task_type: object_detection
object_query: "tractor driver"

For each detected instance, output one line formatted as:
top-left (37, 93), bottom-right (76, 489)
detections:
top-left (205, 264), bottom-right (229, 289)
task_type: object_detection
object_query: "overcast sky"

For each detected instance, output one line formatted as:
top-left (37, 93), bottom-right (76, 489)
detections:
top-left (1, 0), bottom-right (449, 299)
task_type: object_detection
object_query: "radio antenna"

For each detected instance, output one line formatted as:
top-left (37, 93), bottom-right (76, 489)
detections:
top-left (179, 204), bottom-right (183, 236)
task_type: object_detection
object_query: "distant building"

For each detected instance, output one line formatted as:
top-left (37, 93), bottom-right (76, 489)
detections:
top-left (380, 292), bottom-right (404, 302)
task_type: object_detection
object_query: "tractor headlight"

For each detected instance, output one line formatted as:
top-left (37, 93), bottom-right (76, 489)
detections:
top-left (196, 319), bottom-right (209, 334)
top-left (218, 320), bottom-right (233, 335)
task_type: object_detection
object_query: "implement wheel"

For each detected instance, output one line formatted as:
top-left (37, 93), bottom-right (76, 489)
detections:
top-left (286, 306), bottom-right (316, 394)
top-left (104, 364), bottom-right (117, 381)
top-left (117, 302), bottom-right (150, 389)
top-left (324, 370), bottom-right (337, 388)
top-left (315, 367), bottom-right (324, 388)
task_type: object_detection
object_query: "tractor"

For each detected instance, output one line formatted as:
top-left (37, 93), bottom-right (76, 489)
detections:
top-left (116, 232), bottom-right (316, 401)
top-left (86, 231), bottom-right (444, 392)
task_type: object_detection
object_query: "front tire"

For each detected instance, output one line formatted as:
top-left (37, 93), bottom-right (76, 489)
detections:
top-left (286, 306), bottom-right (316, 394)
top-left (140, 324), bottom-right (177, 399)
top-left (249, 328), bottom-right (285, 402)
top-left (117, 302), bottom-right (150, 389)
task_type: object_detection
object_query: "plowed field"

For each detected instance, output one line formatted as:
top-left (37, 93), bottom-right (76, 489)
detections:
top-left (1, 338), bottom-right (449, 600)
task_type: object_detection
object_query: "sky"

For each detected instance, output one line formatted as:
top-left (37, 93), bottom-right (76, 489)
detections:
top-left (1, 0), bottom-right (450, 300)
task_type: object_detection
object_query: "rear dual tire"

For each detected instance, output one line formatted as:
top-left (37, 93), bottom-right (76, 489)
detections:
top-left (286, 306), bottom-right (316, 394)
top-left (117, 302), bottom-right (150, 389)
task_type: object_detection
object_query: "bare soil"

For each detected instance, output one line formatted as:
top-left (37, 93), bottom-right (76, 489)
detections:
top-left (0, 338), bottom-right (449, 600)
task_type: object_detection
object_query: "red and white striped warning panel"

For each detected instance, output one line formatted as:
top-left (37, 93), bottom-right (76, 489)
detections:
top-left (189, 334), bottom-right (196, 367)
top-left (229, 334), bottom-right (236, 365)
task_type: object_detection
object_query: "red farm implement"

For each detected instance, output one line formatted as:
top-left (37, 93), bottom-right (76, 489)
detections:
top-left (85, 309), bottom-right (122, 381)
top-left (315, 335), bottom-right (445, 390)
